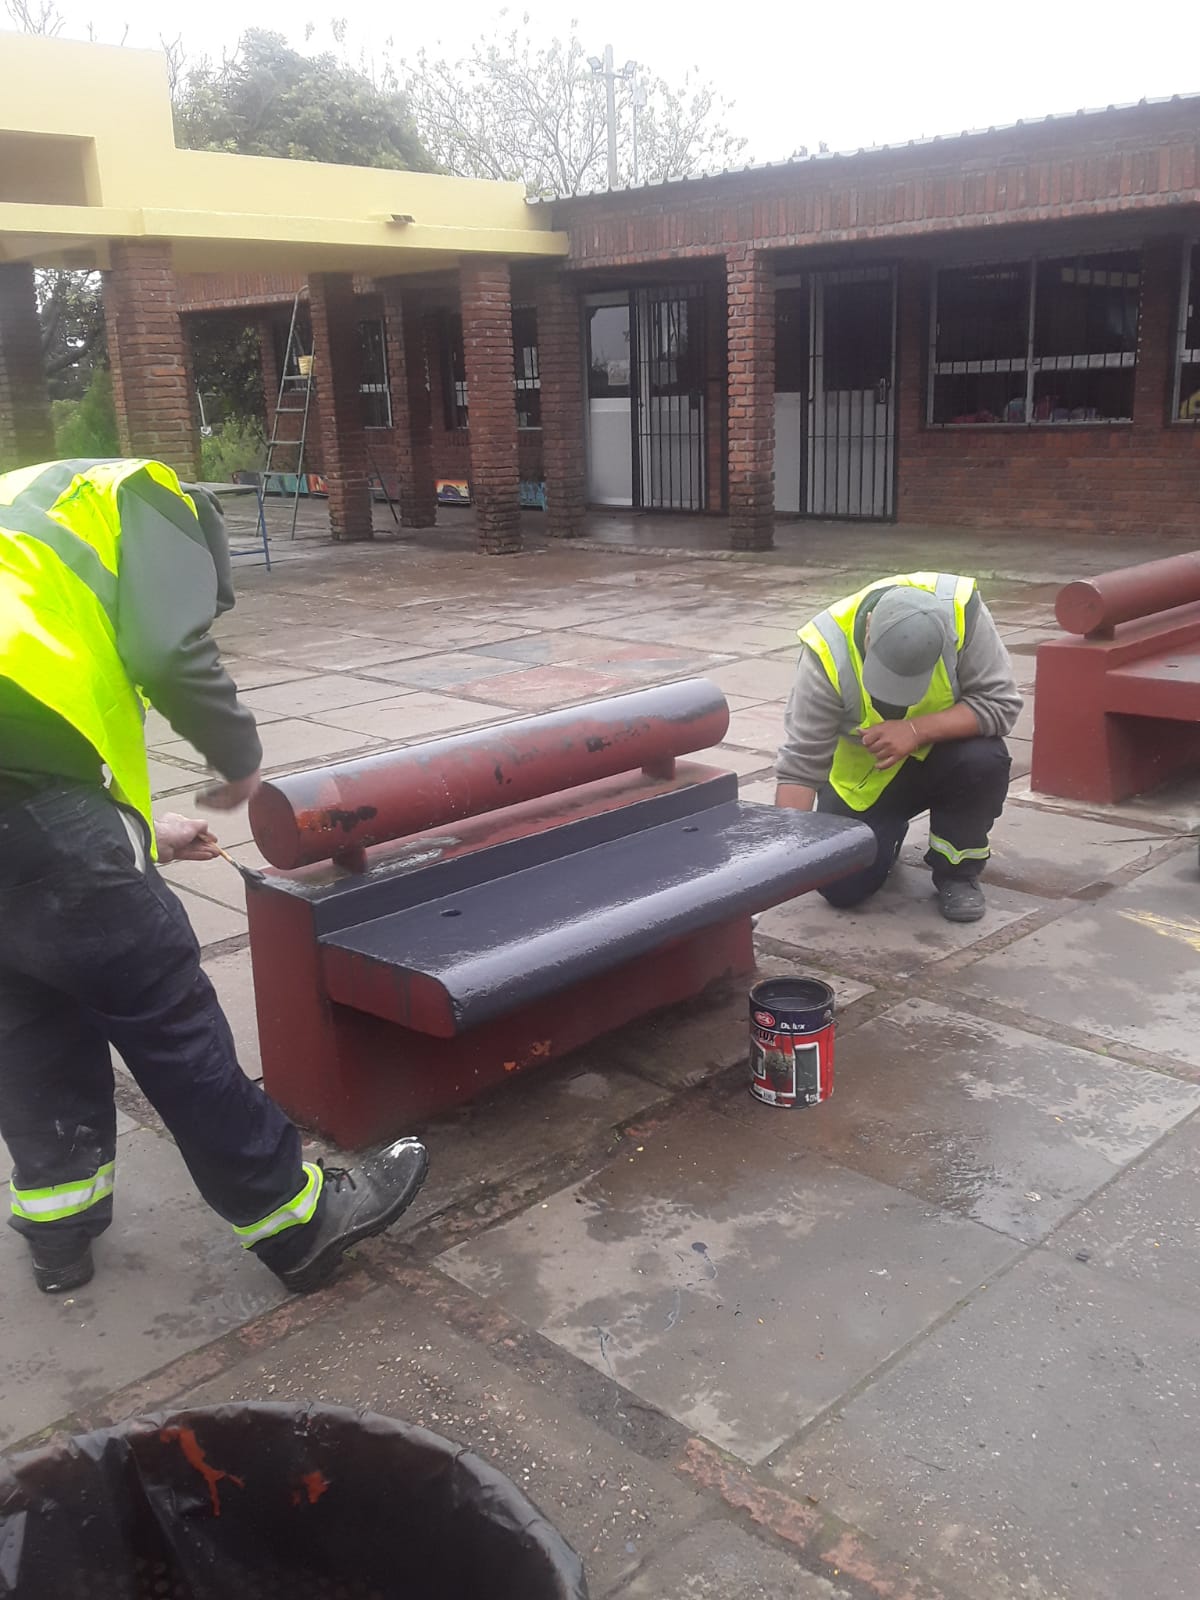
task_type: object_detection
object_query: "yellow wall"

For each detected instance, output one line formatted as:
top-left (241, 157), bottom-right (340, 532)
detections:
top-left (0, 33), bottom-right (566, 272)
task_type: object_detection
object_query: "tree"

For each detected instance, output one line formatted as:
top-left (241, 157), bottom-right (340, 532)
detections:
top-left (38, 271), bottom-right (106, 401)
top-left (401, 21), bottom-right (747, 197)
top-left (173, 28), bottom-right (435, 171)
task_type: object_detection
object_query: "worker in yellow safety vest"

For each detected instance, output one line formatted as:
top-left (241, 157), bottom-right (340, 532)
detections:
top-left (776, 573), bottom-right (1023, 923)
top-left (0, 458), bottom-right (427, 1296)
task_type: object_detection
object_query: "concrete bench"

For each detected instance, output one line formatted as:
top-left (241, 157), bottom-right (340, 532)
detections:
top-left (244, 679), bottom-right (875, 1147)
top-left (1033, 554), bottom-right (1200, 805)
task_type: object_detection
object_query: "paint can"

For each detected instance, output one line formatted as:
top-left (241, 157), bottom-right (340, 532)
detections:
top-left (749, 977), bottom-right (836, 1108)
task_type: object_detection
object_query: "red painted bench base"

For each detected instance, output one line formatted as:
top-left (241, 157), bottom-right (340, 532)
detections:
top-left (1033, 602), bottom-right (1200, 804)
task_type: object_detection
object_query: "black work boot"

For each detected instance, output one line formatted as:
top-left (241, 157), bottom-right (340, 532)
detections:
top-left (28, 1231), bottom-right (95, 1294)
top-left (937, 878), bottom-right (986, 923)
top-left (274, 1138), bottom-right (429, 1295)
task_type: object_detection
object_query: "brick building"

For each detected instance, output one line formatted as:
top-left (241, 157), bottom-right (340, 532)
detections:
top-left (2, 35), bottom-right (1199, 552)
top-left (175, 95), bottom-right (1200, 550)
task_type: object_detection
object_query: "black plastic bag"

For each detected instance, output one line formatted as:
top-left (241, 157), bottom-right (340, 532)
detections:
top-left (0, 1403), bottom-right (588, 1599)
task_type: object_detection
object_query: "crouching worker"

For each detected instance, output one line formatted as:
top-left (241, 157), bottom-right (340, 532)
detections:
top-left (776, 572), bottom-right (1022, 923)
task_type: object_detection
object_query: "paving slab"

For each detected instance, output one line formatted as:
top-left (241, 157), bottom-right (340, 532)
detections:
top-left (707, 658), bottom-right (799, 700)
top-left (147, 758), bottom-right (205, 798)
top-left (161, 854), bottom-right (249, 910)
top-left (344, 651), bottom-right (528, 692)
top-left (1012, 771), bottom-right (1200, 834)
top-left (756, 863), bottom-right (1046, 980)
top-left (0, 1129), bottom-right (285, 1448)
top-left (313, 690), bottom-right (509, 741)
top-left (202, 947), bottom-right (262, 1077)
top-left (696, 745), bottom-right (775, 779)
top-left (213, 659), bottom-right (315, 693)
top-left (155, 717), bottom-right (382, 774)
top-left (171, 884), bottom-right (247, 949)
top-left (613, 1522), bottom-right (851, 1599)
top-left (774, 1253), bottom-right (1200, 1600)
top-left (718, 997), bottom-right (1200, 1243)
top-left (950, 852), bottom-right (1200, 1066)
top-left (178, 1286), bottom-right (707, 1596)
top-left (438, 1102), bottom-right (1016, 1466)
top-left (1052, 1110), bottom-right (1200, 1309)
top-left (724, 705), bottom-right (785, 754)
top-left (240, 672), bottom-right (409, 716)
top-left (900, 796), bottom-right (1166, 898)
top-left (454, 664), bottom-right (641, 711)
top-left (394, 1056), bottom-right (671, 1229)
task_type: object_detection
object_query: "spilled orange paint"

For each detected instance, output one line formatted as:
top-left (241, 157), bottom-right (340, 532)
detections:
top-left (160, 1427), bottom-right (245, 1517)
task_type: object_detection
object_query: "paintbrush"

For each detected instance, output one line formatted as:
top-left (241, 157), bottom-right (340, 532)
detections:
top-left (208, 840), bottom-right (267, 886)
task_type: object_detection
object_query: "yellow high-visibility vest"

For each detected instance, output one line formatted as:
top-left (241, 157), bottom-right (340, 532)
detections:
top-left (798, 572), bottom-right (976, 811)
top-left (0, 458), bottom-right (198, 846)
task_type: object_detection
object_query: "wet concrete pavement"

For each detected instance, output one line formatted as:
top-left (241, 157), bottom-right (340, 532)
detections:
top-left (4, 505), bottom-right (1200, 1597)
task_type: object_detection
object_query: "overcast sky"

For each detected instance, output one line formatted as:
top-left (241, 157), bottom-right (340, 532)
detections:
top-left (36, 0), bottom-right (1195, 166)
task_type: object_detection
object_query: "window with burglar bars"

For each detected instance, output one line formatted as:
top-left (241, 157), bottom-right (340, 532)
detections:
top-left (928, 250), bottom-right (1141, 426)
top-left (439, 309), bottom-right (541, 432)
top-left (1175, 241), bottom-right (1200, 422)
top-left (513, 306), bottom-right (541, 429)
top-left (359, 319), bottom-right (391, 429)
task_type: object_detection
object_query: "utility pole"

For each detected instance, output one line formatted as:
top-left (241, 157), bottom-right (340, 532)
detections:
top-left (589, 46), bottom-right (637, 189)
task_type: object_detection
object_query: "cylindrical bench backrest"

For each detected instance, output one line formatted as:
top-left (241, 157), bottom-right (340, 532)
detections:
top-left (1056, 552), bottom-right (1200, 637)
top-left (250, 678), bottom-right (731, 869)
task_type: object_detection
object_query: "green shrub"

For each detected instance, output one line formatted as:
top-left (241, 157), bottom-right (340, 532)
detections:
top-left (199, 416), bottom-right (266, 483)
top-left (51, 366), bottom-right (119, 457)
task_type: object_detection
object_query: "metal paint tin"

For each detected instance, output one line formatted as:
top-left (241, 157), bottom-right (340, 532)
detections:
top-left (749, 977), bottom-right (836, 1108)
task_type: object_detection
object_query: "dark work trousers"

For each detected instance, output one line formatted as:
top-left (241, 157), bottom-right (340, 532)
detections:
top-left (817, 737), bottom-right (1011, 909)
top-left (0, 784), bottom-right (317, 1270)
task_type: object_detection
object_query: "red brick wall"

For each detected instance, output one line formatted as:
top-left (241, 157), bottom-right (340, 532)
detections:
top-left (0, 261), bottom-right (54, 471)
top-left (533, 273), bottom-right (584, 536)
top-left (726, 247), bottom-right (775, 550)
top-left (554, 104), bottom-right (1200, 270)
top-left (103, 240), bottom-right (198, 479)
top-left (896, 240), bottom-right (1200, 536)
top-left (308, 272), bottom-right (372, 540)
top-left (460, 261), bottom-right (521, 553)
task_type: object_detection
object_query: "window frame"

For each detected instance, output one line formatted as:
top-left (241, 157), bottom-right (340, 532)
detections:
top-left (927, 248), bottom-right (1142, 429)
top-left (512, 304), bottom-right (542, 432)
top-left (358, 317), bottom-right (392, 430)
top-left (1172, 238), bottom-right (1200, 424)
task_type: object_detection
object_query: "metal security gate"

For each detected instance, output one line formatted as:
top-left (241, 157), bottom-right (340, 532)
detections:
top-left (632, 284), bottom-right (707, 511)
top-left (806, 267), bottom-right (897, 519)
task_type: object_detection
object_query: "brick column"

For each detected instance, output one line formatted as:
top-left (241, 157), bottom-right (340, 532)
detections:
top-left (102, 241), bottom-right (198, 478)
top-left (380, 279), bottom-right (437, 528)
top-left (534, 272), bottom-right (586, 538)
top-left (0, 262), bottom-right (55, 473)
top-left (257, 312), bottom-right (282, 434)
top-left (308, 272), bottom-right (372, 541)
top-left (460, 261), bottom-right (521, 555)
top-left (725, 247), bottom-right (775, 551)
top-left (893, 260), bottom-right (928, 519)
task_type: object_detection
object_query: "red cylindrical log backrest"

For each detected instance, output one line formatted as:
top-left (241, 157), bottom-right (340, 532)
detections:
top-left (249, 678), bottom-right (732, 869)
top-left (1056, 552), bottom-right (1200, 637)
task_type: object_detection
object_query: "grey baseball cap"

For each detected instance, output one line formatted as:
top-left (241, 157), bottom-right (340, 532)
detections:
top-left (862, 588), bottom-right (952, 708)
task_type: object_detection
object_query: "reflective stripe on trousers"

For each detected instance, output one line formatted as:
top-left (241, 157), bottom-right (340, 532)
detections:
top-left (10, 1161), bottom-right (116, 1223)
top-left (928, 832), bottom-right (991, 866)
top-left (232, 1162), bottom-right (324, 1249)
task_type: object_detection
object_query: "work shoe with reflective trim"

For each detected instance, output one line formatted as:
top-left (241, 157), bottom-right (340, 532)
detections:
top-left (274, 1138), bottom-right (429, 1295)
top-left (29, 1232), bottom-right (95, 1294)
top-left (937, 879), bottom-right (986, 923)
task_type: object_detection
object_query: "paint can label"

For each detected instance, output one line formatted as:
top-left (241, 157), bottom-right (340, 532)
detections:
top-left (749, 1027), bottom-right (833, 1108)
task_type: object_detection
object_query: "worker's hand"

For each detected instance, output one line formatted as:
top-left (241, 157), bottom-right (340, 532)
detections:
top-left (860, 720), bottom-right (921, 771)
top-left (196, 770), bottom-right (262, 811)
top-left (155, 814), bottom-right (222, 864)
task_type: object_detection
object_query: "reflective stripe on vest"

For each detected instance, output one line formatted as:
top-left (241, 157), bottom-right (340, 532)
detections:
top-left (798, 573), bottom-right (976, 812)
top-left (0, 458), bottom-right (196, 839)
top-left (11, 1161), bottom-right (116, 1223)
top-left (232, 1163), bottom-right (325, 1249)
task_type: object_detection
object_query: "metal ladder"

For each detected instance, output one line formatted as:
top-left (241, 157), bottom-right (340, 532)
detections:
top-left (255, 290), bottom-right (314, 545)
